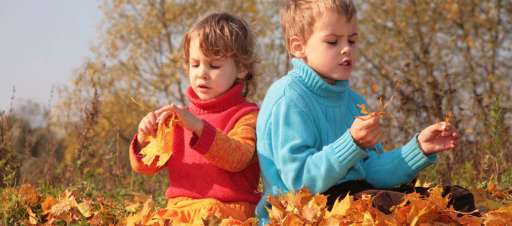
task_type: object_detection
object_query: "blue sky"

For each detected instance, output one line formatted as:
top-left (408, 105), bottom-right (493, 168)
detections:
top-left (0, 0), bottom-right (102, 111)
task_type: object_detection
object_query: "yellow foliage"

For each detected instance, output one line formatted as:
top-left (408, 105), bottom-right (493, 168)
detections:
top-left (266, 186), bottom-right (512, 226)
top-left (139, 114), bottom-right (177, 167)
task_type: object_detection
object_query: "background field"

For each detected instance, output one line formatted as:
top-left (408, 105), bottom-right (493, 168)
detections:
top-left (1, 0), bottom-right (511, 225)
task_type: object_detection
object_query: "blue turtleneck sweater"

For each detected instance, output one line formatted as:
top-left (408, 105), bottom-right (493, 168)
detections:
top-left (255, 59), bottom-right (436, 224)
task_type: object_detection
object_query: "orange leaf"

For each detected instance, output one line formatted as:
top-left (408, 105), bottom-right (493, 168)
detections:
top-left (42, 196), bottom-right (57, 214)
top-left (19, 184), bottom-right (39, 206)
top-left (444, 111), bottom-right (453, 124)
top-left (140, 114), bottom-right (177, 166)
top-left (357, 104), bottom-right (370, 115)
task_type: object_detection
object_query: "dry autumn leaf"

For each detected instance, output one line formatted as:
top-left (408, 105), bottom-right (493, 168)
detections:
top-left (26, 207), bottom-right (38, 225)
top-left (265, 186), bottom-right (512, 226)
top-left (444, 111), bottom-right (454, 124)
top-left (19, 184), bottom-right (39, 206)
top-left (41, 196), bottom-right (57, 215)
top-left (140, 114), bottom-right (178, 167)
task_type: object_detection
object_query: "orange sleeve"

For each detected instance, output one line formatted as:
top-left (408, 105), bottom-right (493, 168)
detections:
top-left (128, 134), bottom-right (165, 176)
top-left (191, 112), bottom-right (257, 172)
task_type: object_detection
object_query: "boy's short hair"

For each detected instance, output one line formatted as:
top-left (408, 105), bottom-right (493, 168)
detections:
top-left (182, 12), bottom-right (256, 95)
top-left (280, 0), bottom-right (357, 53)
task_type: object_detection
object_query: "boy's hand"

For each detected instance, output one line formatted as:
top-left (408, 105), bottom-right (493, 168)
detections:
top-left (418, 122), bottom-right (459, 155)
top-left (349, 114), bottom-right (382, 149)
top-left (155, 104), bottom-right (204, 137)
top-left (137, 111), bottom-right (158, 146)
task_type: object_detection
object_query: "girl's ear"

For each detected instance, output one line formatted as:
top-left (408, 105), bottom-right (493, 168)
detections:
top-left (289, 35), bottom-right (306, 58)
top-left (237, 66), bottom-right (248, 79)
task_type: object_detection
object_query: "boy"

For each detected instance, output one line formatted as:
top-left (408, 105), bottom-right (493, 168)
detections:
top-left (256, 0), bottom-right (472, 224)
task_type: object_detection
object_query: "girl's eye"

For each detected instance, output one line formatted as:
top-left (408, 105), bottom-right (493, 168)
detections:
top-left (326, 40), bottom-right (337, 45)
top-left (190, 63), bottom-right (199, 68)
top-left (210, 64), bottom-right (221, 69)
top-left (349, 40), bottom-right (357, 45)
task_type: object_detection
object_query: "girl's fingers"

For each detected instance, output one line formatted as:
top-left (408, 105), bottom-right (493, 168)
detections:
top-left (149, 111), bottom-right (157, 124)
top-left (155, 104), bottom-right (179, 117)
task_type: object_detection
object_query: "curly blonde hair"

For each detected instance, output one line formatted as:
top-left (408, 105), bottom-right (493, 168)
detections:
top-left (182, 12), bottom-right (257, 96)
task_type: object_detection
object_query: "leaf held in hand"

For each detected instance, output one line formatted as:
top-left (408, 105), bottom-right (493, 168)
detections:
top-left (140, 114), bottom-right (177, 167)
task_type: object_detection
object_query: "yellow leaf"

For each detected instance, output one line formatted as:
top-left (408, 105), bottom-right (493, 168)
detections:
top-left (282, 213), bottom-right (304, 226)
top-left (140, 114), bottom-right (177, 166)
top-left (362, 211), bottom-right (375, 226)
top-left (77, 201), bottom-right (93, 218)
top-left (26, 207), bottom-right (38, 225)
top-left (328, 193), bottom-right (351, 217)
top-left (444, 111), bottom-right (453, 124)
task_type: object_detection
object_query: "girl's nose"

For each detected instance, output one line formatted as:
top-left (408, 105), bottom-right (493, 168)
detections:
top-left (197, 67), bottom-right (209, 79)
top-left (340, 47), bottom-right (349, 56)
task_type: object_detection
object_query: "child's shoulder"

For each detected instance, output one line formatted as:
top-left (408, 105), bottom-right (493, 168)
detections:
top-left (262, 75), bottom-right (308, 107)
top-left (348, 89), bottom-right (367, 104)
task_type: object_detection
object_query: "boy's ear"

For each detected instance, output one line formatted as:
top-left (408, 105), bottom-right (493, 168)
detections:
top-left (289, 36), bottom-right (306, 58)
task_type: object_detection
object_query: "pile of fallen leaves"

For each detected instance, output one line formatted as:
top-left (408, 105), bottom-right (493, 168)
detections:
top-left (125, 199), bottom-right (257, 226)
top-left (2, 183), bottom-right (256, 226)
top-left (1, 184), bottom-right (126, 225)
top-left (4, 182), bottom-right (512, 225)
top-left (266, 183), bottom-right (512, 226)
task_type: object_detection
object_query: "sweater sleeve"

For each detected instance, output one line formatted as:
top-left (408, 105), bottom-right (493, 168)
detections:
top-left (362, 135), bottom-right (437, 188)
top-left (350, 93), bottom-right (437, 188)
top-left (270, 99), bottom-right (367, 193)
top-left (128, 134), bottom-right (166, 176)
top-left (189, 112), bottom-right (258, 172)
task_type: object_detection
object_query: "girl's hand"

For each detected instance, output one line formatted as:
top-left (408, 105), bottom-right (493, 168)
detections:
top-left (349, 114), bottom-right (382, 149)
top-left (137, 111), bottom-right (158, 146)
top-left (418, 122), bottom-right (459, 155)
top-left (155, 104), bottom-right (204, 136)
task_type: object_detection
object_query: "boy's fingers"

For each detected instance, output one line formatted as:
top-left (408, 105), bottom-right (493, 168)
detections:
top-left (354, 115), bottom-right (378, 127)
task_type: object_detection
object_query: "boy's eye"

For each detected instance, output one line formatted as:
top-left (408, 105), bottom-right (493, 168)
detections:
top-left (326, 40), bottom-right (337, 45)
top-left (190, 63), bottom-right (199, 68)
top-left (349, 39), bottom-right (357, 45)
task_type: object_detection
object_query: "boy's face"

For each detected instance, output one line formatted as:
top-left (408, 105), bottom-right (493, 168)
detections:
top-left (187, 34), bottom-right (247, 100)
top-left (291, 10), bottom-right (358, 84)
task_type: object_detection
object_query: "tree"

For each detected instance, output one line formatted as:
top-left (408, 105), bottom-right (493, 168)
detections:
top-left (54, 0), bottom-right (285, 188)
top-left (355, 0), bottom-right (511, 184)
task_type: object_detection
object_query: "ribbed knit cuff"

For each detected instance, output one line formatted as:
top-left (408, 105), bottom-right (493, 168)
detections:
top-left (190, 120), bottom-right (216, 154)
top-left (402, 134), bottom-right (437, 173)
top-left (327, 130), bottom-right (367, 171)
top-left (130, 133), bottom-right (143, 158)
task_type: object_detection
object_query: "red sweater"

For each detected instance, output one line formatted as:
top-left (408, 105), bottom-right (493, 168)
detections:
top-left (129, 83), bottom-right (261, 204)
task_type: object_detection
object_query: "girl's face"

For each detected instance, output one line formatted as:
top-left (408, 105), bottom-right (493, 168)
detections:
top-left (187, 35), bottom-right (247, 100)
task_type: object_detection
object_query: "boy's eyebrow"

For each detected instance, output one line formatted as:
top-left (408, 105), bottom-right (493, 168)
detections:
top-left (326, 32), bottom-right (359, 38)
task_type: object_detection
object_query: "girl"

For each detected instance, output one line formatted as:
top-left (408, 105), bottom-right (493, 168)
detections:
top-left (129, 12), bottom-right (260, 225)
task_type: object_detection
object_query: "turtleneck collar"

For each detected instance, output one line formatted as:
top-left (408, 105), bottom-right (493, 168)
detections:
top-left (289, 58), bottom-right (349, 98)
top-left (186, 82), bottom-right (245, 114)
